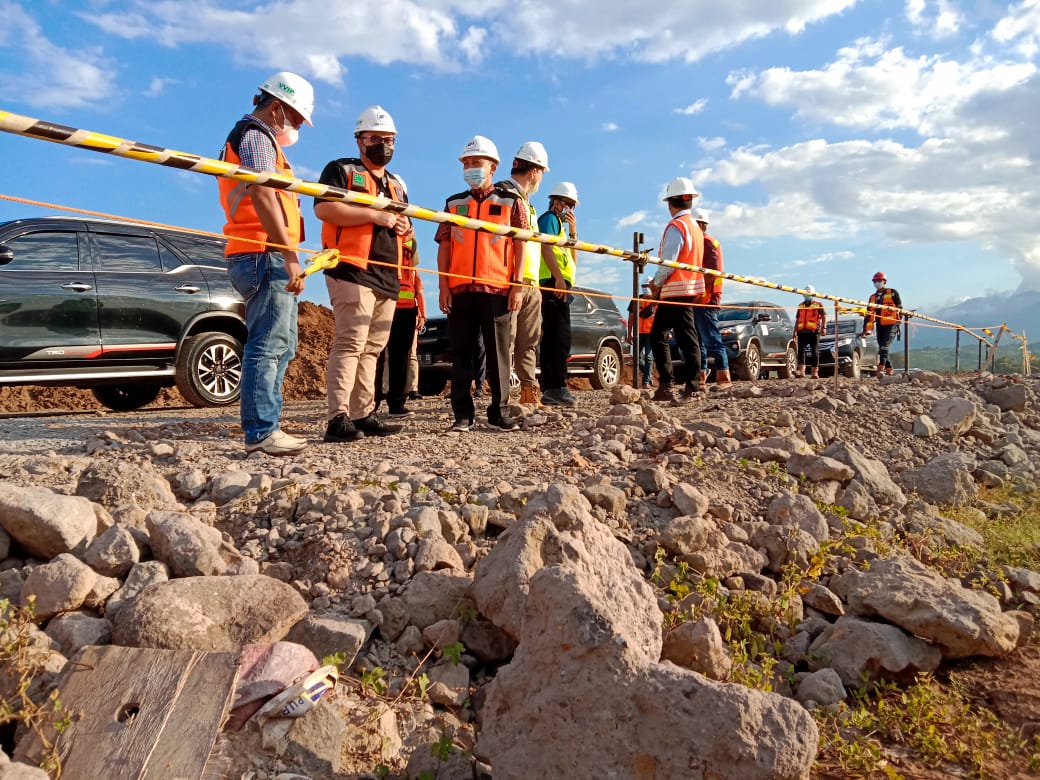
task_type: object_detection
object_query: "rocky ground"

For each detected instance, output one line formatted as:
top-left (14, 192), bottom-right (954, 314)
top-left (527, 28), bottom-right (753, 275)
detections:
top-left (0, 305), bottom-right (1038, 779)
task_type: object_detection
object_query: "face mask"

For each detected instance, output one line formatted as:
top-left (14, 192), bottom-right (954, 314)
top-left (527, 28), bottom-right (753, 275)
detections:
top-left (463, 166), bottom-right (487, 189)
top-left (803, 296), bottom-right (813, 303)
top-left (560, 207), bottom-right (572, 217)
top-left (363, 141), bottom-right (394, 167)
top-left (874, 281), bottom-right (884, 290)
top-left (273, 105), bottom-right (299, 147)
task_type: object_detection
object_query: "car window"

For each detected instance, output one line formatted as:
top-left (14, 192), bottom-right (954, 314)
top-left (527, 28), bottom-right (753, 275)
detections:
top-left (162, 233), bottom-right (227, 268)
top-left (158, 243), bottom-right (183, 271)
top-left (93, 233), bottom-right (164, 273)
top-left (722, 307), bottom-right (753, 321)
top-left (1, 231), bottom-right (81, 271)
top-left (570, 294), bottom-right (593, 314)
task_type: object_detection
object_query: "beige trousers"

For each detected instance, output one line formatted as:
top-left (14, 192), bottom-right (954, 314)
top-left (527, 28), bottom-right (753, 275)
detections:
top-left (326, 277), bottom-right (395, 421)
top-left (511, 283), bottom-right (542, 387)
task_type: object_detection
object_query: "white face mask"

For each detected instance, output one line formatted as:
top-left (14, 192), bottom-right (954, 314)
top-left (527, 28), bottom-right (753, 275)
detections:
top-left (873, 280), bottom-right (884, 290)
top-left (274, 105), bottom-right (299, 147)
top-left (560, 206), bottom-right (572, 217)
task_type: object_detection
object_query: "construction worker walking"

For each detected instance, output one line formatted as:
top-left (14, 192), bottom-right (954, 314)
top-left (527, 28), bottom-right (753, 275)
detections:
top-left (861, 271), bottom-right (903, 377)
top-left (315, 105), bottom-right (410, 443)
top-left (795, 285), bottom-right (827, 378)
top-left (648, 177), bottom-right (705, 403)
top-left (436, 136), bottom-right (527, 431)
top-left (499, 142), bottom-right (550, 407)
top-left (538, 181), bottom-right (580, 407)
top-left (693, 208), bottom-right (730, 389)
top-left (218, 71), bottom-right (314, 457)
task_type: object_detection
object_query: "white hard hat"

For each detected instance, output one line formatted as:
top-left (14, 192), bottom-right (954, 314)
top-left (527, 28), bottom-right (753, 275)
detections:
top-left (515, 141), bottom-right (549, 170)
top-left (459, 135), bottom-right (500, 164)
top-left (694, 207), bottom-right (710, 225)
top-left (355, 105), bottom-right (396, 134)
top-left (804, 285), bottom-right (816, 295)
top-left (259, 71), bottom-right (315, 125)
top-left (663, 177), bottom-right (700, 200)
top-left (549, 181), bottom-right (579, 204)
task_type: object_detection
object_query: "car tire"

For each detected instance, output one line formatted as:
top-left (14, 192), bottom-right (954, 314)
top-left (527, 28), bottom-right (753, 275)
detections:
top-left (91, 384), bottom-right (163, 412)
top-left (843, 350), bottom-right (862, 379)
top-left (418, 372), bottom-right (448, 397)
top-left (734, 341), bottom-right (762, 381)
top-left (175, 332), bottom-right (243, 407)
top-left (590, 344), bottom-right (623, 389)
top-left (777, 343), bottom-right (797, 379)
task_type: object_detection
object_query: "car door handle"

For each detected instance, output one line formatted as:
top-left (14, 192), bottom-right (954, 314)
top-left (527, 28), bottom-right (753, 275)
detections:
top-left (174, 284), bottom-right (203, 294)
top-left (60, 282), bottom-right (93, 292)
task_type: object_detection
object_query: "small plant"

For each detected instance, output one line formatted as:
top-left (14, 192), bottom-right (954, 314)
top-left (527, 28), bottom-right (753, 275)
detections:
top-left (441, 642), bottom-right (465, 666)
top-left (415, 672), bottom-right (430, 701)
top-left (360, 666), bottom-right (387, 697)
top-left (322, 650), bottom-right (348, 668)
top-left (433, 734), bottom-right (454, 762)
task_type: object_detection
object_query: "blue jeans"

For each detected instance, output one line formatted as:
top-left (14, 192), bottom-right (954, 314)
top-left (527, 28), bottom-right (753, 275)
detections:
top-left (226, 252), bottom-right (297, 445)
top-left (695, 307), bottom-right (729, 371)
top-left (637, 339), bottom-right (653, 384)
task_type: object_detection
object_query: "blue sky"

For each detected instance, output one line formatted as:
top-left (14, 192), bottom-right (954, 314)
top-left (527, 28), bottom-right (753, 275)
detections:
top-left (1, 0), bottom-right (1039, 336)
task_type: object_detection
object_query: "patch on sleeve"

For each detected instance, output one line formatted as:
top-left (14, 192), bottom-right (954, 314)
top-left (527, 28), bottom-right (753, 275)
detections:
top-left (455, 205), bottom-right (468, 217)
top-left (489, 205), bottom-right (503, 216)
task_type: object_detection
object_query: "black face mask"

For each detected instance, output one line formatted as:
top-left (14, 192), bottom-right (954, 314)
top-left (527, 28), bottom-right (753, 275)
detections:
top-left (363, 142), bottom-right (394, 166)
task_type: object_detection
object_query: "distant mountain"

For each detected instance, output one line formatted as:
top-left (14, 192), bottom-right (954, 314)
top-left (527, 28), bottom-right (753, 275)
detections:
top-left (912, 289), bottom-right (1040, 348)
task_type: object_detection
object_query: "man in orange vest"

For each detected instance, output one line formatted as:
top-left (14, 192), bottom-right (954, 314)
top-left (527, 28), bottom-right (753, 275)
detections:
top-left (314, 105), bottom-right (411, 442)
top-left (219, 71), bottom-right (314, 457)
top-left (795, 285), bottom-right (827, 378)
top-left (861, 271), bottom-right (903, 377)
top-left (693, 208), bottom-right (731, 389)
top-left (436, 136), bottom-right (527, 432)
top-left (375, 238), bottom-right (426, 416)
top-left (648, 177), bottom-right (705, 403)
top-left (627, 279), bottom-right (656, 388)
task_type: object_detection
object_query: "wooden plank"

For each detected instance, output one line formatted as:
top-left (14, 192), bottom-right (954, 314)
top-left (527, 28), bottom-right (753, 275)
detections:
top-left (142, 652), bottom-right (239, 780)
top-left (16, 646), bottom-right (237, 780)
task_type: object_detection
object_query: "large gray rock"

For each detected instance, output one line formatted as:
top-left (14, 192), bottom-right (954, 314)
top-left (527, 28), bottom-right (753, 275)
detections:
top-left (20, 554), bottom-right (98, 620)
top-left (900, 452), bottom-right (978, 507)
top-left (766, 493), bottom-right (829, 542)
top-left (821, 442), bottom-right (906, 508)
top-left (146, 510), bottom-right (226, 578)
top-left (398, 571), bottom-right (473, 630)
top-left (0, 484), bottom-right (100, 559)
top-left (475, 485), bottom-right (818, 780)
top-left (809, 615), bottom-right (942, 687)
top-left (796, 668), bottom-right (847, 708)
top-left (833, 557), bottom-right (1020, 658)
top-left (657, 515), bottom-right (715, 557)
top-left (785, 453), bottom-right (855, 483)
top-left (44, 611), bottom-right (111, 655)
top-left (901, 501), bottom-right (984, 549)
top-left (671, 483), bottom-right (710, 517)
top-left (983, 382), bottom-right (1029, 412)
top-left (111, 574), bottom-right (307, 650)
top-left (104, 561), bottom-right (169, 620)
top-left (286, 614), bottom-right (372, 666)
top-left (930, 396), bottom-right (976, 434)
top-left (661, 617), bottom-right (732, 680)
top-left (83, 524), bottom-right (140, 579)
top-left (76, 460), bottom-right (178, 511)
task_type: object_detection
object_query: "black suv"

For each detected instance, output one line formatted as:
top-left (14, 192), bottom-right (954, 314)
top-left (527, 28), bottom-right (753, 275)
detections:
top-left (718, 300), bottom-right (797, 380)
top-left (0, 217), bottom-right (246, 410)
top-left (818, 316), bottom-right (879, 378)
top-left (417, 286), bottom-right (627, 395)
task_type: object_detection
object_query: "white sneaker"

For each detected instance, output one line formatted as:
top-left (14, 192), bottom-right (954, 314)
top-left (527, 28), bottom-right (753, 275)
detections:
top-left (246, 429), bottom-right (307, 456)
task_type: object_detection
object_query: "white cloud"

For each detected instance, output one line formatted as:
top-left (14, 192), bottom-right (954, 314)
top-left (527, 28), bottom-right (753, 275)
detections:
top-left (791, 250), bottom-right (855, 266)
top-left (0, 0), bottom-right (114, 109)
top-left (616, 210), bottom-right (648, 229)
top-left (602, 121), bottom-right (620, 132)
top-left (145, 76), bottom-right (177, 97)
top-left (674, 99), bottom-right (707, 115)
top-left (906, 0), bottom-right (962, 39)
top-left (993, 0), bottom-right (1040, 59)
top-left (698, 136), bottom-right (727, 151)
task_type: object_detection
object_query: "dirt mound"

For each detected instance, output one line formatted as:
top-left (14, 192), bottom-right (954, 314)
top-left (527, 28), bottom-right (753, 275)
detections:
top-left (0, 302), bottom-right (337, 414)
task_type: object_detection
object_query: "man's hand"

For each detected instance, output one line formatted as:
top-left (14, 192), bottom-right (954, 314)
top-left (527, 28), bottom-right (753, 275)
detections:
top-left (551, 273), bottom-right (568, 300)
top-left (507, 285), bottom-right (524, 312)
top-left (284, 256), bottom-right (304, 294)
top-left (439, 287), bottom-right (453, 314)
top-left (563, 210), bottom-right (577, 235)
top-left (416, 315), bottom-right (426, 331)
top-left (374, 211), bottom-right (400, 230)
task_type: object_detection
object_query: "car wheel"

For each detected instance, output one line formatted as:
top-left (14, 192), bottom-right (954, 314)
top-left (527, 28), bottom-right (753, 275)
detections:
top-left (734, 341), bottom-right (762, 381)
top-left (777, 344), bottom-right (797, 379)
top-left (590, 344), bottom-right (623, 389)
top-left (842, 350), bottom-right (862, 379)
top-left (175, 332), bottom-right (243, 407)
top-left (418, 372), bottom-right (448, 397)
top-left (91, 385), bottom-right (162, 412)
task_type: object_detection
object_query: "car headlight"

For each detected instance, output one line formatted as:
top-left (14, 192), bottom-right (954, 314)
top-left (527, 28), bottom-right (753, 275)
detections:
top-left (836, 338), bottom-right (853, 347)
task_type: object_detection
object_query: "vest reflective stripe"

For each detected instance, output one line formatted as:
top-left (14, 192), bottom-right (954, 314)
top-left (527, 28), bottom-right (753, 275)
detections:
top-left (537, 213), bottom-right (576, 286)
top-left (445, 188), bottom-right (517, 291)
top-left (870, 289), bottom-right (900, 327)
top-left (522, 199), bottom-right (540, 283)
top-left (659, 215), bottom-right (705, 299)
top-left (397, 239), bottom-right (418, 308)
top-left (320, 162), bottom-right (405, 275)
top-left (219, 119), bottom-right (302, 257)
top-left (796, 303), bottom-right (825, 331)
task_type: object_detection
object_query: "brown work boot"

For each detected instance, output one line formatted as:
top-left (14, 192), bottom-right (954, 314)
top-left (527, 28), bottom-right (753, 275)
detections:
top-left (519, 385), bottom-right (536, 405)
top-left (652, 382), bottom-right (677, 403)
top-left (680, 380), bottom-right (700, 401)
top-left (699, 373), bottom-right (708, 390)
top-left (714, 369), bottom-right (733, 389)
top-left (810, 368), bottom-right (819, 378)
top-left (886, 365), bottom-right (894, 376)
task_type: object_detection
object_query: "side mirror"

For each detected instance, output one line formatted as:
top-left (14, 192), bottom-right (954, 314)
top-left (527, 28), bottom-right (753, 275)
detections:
top-left (755, 313), bottom-right (770, 322)
top-left (0, 245), bottom-right (12, 266)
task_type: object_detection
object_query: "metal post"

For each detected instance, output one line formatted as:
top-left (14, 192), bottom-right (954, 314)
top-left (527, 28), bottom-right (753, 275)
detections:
top-left (978, 340), bottom-right (983, 373)
top-left (903, 314), bottom-right (910, 381)
top-left (954, 330), bottom-right (960, 374)
top-left (631, 232), bottom-right (645, 388)
top-left (833, 300), bottom-right (839, 393)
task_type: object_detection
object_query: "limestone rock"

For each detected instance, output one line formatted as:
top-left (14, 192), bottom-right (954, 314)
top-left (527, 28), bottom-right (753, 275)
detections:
top-left (398, 571), bottom-right (473, 630)
top-left (285, 615), bottom-right (372, 666)
top-left (658, 515), bottom-right (714, 557)
top-left (414, 537), bottom-right (466, 573)
top-left (76, 460), bottom-right (178, 511)
top-left (44, 611), bottom-right (111, 655)
top-left (105, 561), bottom-right (169, 620)
top-left (901, 452), bottom-right (978, 507)
top-left (0, 484), bottom-right (99, 559)
top-left (671, 483), bottom-right (710, 517)
top-left (83, 524), bottom-right (140, 579)
top-left (930, 396), bottom-right (976, 434)
top-left (20, 554), bottom-right (97, 620)
top-left (786, 453), bottom-right (855, 483)
top-left (661, 617), bottom-right (732, 680)
top-left (146, 510), bottom-right (226, 578)
top-left (821, 442), bottom-right (906, 508)
top-left (983, 382), bottom-right (1029, 412)
top-left (766, 493), bottom-right (829, 542)
top-left (809, 615), bottom-right (942, 687)
top-left (796, 668), bottom-right (847, 708)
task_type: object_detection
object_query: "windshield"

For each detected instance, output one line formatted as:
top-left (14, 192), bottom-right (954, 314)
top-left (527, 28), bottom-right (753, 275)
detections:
top-left (824, 319), bottom-right (861, 336)
top-left (720, 305), bottom-right (755, 322)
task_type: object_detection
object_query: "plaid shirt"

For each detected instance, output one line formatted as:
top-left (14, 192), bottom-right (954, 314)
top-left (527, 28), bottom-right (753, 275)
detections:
top-left (235, 115), bottom-right (278, 172)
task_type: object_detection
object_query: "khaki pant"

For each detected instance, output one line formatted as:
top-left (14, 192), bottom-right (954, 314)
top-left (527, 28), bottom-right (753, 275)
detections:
top-left (326, 277), bottom-right (395, 421)
top-left (510, 283), bottom-right (542, 388)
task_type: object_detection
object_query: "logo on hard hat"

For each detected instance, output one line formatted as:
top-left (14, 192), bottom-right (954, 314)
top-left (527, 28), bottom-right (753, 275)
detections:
top-left (277, 83), bottom-right (295, 96)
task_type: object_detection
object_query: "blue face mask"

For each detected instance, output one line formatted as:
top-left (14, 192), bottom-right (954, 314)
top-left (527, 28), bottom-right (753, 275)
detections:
top-left (463, 166), bottom-right (487, 189)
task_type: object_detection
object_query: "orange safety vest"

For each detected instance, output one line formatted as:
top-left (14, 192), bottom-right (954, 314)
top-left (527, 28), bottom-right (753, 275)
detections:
top-left (796, 301), bottom-right (825, 332)
top-left (638, 306), bottom-right (655, 335)
top-left (398, 239), bottom-right (418, 309)
top-left (219, 118), bottom-right (302, 257)
top-left (659, 214), bottom-right (705, 299)
top-left (868, 288), bottom-right (900, 328)
top-left (320, 159), bottom-right (406, 275)
top-left (444, 186), bottom-right (519, 292)
top-left (701, 233), bottom-right (724, 303)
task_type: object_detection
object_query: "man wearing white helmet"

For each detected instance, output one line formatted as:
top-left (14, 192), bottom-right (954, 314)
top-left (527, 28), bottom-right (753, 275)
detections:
top-left (538, 181), bottom-right (580, 406)
top-left (435, 136), bottom-right (528, 432)
top-left (647, 177), bottom-right (705, 403)
top-left (314, 105), bottom-right (412, 443)
top-left (693, 208), bottom-right (731, 389)
top-left (497, 141), bottom-right (550, 407)
top-left (795, 285), bottom-right (827, 378)
top-left (219, 71), bottom-right (314, 456)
